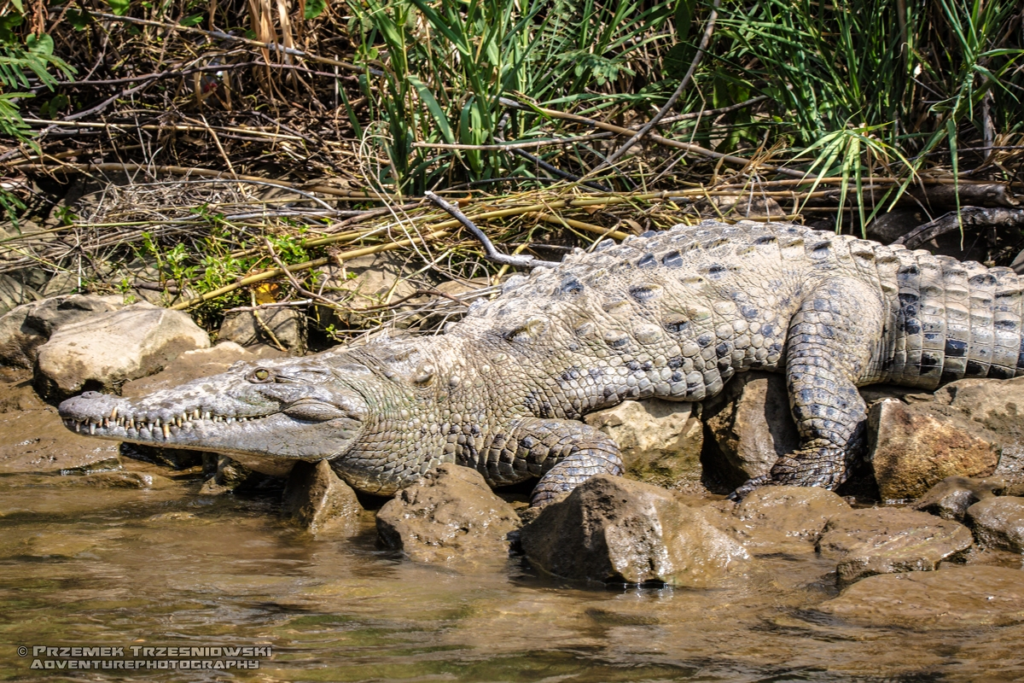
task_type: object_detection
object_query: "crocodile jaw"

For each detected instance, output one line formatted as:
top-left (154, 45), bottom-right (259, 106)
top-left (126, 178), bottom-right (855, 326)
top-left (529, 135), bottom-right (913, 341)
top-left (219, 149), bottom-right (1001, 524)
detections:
top-left (57, 362), bottom-right (368, 475)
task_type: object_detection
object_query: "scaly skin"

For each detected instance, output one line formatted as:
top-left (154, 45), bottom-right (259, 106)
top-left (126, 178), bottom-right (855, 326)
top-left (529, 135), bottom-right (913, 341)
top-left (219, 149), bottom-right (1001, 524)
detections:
top-left (58, 220), bottom-right (1024, 503)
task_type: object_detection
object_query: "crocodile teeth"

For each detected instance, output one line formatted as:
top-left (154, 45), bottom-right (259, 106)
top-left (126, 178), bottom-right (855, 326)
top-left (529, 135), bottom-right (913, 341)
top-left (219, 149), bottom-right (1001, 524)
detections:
top-left (110, 407), bottom-right (118, 420)
top-left (89, 423), bottom-right (96, 435)
top-left (203, 411), bottom-right (211, 420)
top-left (193, 409), bottom-right (201, 419)
top-left (162, 424), bottom-right (171, 439)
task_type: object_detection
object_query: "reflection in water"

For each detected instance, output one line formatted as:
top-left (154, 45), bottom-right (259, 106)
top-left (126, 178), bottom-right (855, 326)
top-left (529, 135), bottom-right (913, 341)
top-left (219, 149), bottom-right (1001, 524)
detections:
top-left (1, 470), bottom-right (1022, 682)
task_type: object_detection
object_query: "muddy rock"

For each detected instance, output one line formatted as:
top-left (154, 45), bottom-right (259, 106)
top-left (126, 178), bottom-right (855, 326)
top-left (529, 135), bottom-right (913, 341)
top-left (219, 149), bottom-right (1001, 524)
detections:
top-left (520, 475), bottom-right (749, 586)
top-left (817, 508), bottom-right (974, 586)
top-left (58, 470), bottom-right (175, 489)
top-left (913, 475), bottom-right (1005, 521)
top-left (376, 463), bottom-right (520, 564)
top-left (198, 454), bottom-right (274, 494)
top-left (283, 460), bottom-right (364, 535)
top-left (0, 407), bottom-right (120, 474)
top-left (584, 399), bottom-right (703, 489)
top-left (867, 399), bottom-right (999, 503)
top-left (816, 566), bottom-right (1024, 628)
top-left (34, 303), bottom-right (210, 400)
top-left (966, 496), bottom-right (1024, 552)
top-left (0, 294), bottom-right (123, 368)
top-left (701, 372), bottom-right (799, 486)
top-left (219, 308), bottom-right (307, 354)
top-left (714, 486), bottom-right (851, 554)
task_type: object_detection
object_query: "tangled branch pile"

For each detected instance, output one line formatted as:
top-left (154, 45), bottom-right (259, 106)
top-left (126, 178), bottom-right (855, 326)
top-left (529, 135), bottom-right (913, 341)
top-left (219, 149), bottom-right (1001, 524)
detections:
top-left (0, 0), bottom-right (1022, 337)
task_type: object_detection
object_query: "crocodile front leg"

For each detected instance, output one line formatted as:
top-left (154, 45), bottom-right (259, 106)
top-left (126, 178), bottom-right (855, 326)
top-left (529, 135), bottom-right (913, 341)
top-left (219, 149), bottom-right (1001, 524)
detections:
top-left (737, 277), bottom-right (885, 496)
top-left (488, 417), bottom-right (623, 507)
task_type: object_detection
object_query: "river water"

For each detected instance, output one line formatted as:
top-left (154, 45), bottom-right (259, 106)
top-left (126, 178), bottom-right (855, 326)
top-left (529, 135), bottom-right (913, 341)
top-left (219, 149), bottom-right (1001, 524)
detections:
top-left (2, 465), bottom-right (1023, 682)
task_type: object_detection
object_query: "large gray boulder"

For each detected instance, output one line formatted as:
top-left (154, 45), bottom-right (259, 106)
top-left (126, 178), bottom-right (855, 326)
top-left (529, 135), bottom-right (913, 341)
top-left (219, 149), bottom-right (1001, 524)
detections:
top-left (817, 508), bottom-right (974, 586)
top-left (376, 463), bottom-right (521, 565)
top-left (584, 399), bottom-right (703, 490)
top-left (34, 302), bottom-right (210, 400)
top-left (0, 294), bottom-right (123, 368)
top-left (520, 475), bottom-right (749, 587)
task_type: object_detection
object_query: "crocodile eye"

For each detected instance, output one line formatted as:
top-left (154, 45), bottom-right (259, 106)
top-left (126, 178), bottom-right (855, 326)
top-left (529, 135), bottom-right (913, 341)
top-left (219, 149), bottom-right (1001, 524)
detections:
top-left (250, 368), bottom-right (273, 383)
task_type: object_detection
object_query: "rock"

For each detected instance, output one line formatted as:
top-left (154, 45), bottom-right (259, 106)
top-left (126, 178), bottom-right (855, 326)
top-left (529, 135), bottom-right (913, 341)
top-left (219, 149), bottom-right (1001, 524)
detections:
top-left (913, 475), bottom-right (1005, 521)
top-left (376, 464), bottom-right (520, 565)
top-left (198, 454), bottom-right (272, 494)
top-left (520, 475), bottom-right (749, 586)
top-left (584, 399), bottom-right (703, 489)
top-left (313, 251), bottom-right (438, 330)
top-left (714, 486), bottom-right (851, 554)
top-left (219, 307), bottom-right (307, 354)
top-left (867, 399), bottom-right (999, 503)
top-left (701, 372), bottom-right (799, 486)
top-left (817, 508), bottom-right (974, 586)
top-left (0, 274), bottom-right (41, 315)
top-left (283, 460), bottom-right (364, 535)
top-left (0, 294), bottom-right (123, 368)
top-left (0, 408), bottom-right (121, 474)
top-left (0, 375), bottom-right (46, 413)
top-left (966, 497), bottom-right (1024, 552)
top-left (34, 302), bottom-right (210, 400)
top-left (815, 566), bottom-right (1024, 628)
top-left (933, 377), bottom-right (1024, 491)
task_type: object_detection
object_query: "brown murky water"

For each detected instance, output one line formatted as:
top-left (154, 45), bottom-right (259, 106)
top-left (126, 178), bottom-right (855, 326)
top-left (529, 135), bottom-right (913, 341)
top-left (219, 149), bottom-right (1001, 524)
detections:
top-left (2, 465), bottom-right (1024, 682)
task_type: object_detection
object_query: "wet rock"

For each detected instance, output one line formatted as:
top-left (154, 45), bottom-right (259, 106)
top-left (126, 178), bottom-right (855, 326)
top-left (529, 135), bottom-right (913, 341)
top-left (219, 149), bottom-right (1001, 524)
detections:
top-left (817, 508), bottom-right (974, 586)
top-left (867, 399), bottom-right (999, 503)
top-left (34, 302), bottom-right (210, 400)
top-left (520, 475), bottom-right (749, 587)
top-left (0, 375), bottom-right (45, 413)
top-left (0, 274), bottom-right (41, 316)
top-left (816, 566), bottom-right (1024, 628)
top-left (0, 408), bottom-right (120, 474)
top-left (283, 460), bottom-right (363, 535)
top-left (219, 307), bottom-right (307, 354)
top-left (0, 294), bottom-right (123, 368)
top-left (198, 455), bottom-right (272, 494)
top-left (966, 497), bottom-right (1024, 552)
top-left (713, 486), bottom-right (851, 554)
top-left (913, 476), bottom-right (1005, 521)
top-left (376, 463), bottom-right (520, 564)
top-left (701, 372), bottom-right (799, 486)
top-left (584, 399), bottom-right (703, 489)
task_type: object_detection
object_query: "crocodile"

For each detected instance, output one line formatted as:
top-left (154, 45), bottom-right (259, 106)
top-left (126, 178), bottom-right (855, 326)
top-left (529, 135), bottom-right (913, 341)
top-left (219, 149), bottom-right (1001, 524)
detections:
top-left (58, 220), bottom-right (1024, 504)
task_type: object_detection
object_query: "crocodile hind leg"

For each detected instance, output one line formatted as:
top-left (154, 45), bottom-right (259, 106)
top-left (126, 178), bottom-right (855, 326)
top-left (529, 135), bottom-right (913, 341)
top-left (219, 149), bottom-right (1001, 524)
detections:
top-left (499, 418), bottom-right (623, 507)
top-left (736, 277), bottom-right (885, 496)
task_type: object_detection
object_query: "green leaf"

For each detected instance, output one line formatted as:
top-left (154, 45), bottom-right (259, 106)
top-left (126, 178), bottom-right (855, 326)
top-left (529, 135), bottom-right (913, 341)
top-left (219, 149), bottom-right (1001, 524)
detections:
top-left (9, 0), bottom-right (23, 14)
top-left (180, 14), bottom-right (204, 26)
top-left (673, 0), bottom-right (694, 44)
top-left (304, 0), bottom-right (326, 20)
top-left (66, 8), bottom-right (92, 30)
top-left (106, 0), bottom-right (131, 17)
top-left (408, 75), bottom-right (454, 143)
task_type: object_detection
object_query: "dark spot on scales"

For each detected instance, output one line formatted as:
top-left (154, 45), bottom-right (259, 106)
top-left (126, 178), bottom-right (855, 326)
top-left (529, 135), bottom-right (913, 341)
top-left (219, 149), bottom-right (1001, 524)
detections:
top-left (667, 356), bottom-right (684, 369)
top-left (703, 264), bottom-right (727, 279)
top-left (920, 353), bottom-right (941, 373)
top-left (641, 230), bottom-right (660, 238)
top-left (629, 284), bottom-right (660, 302)
top-left (560, 276), bottom-right (583, 295)
top-left (969, 273), bottom-right (997, 287)
top-left (697, 333), bottom-right (714, 348)
top-left (988, 365), bottom-right (1015, 380)
top-left (637, 253), bottom-right (656, 268)
top-left (966, 360), bottom-right (988, 377)
top-left (595, 239), bottom-right (614, 252)
top-left (662, 251), bottom-right (683, 268)
top-left (945, 339), bottom-right (967, 357)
